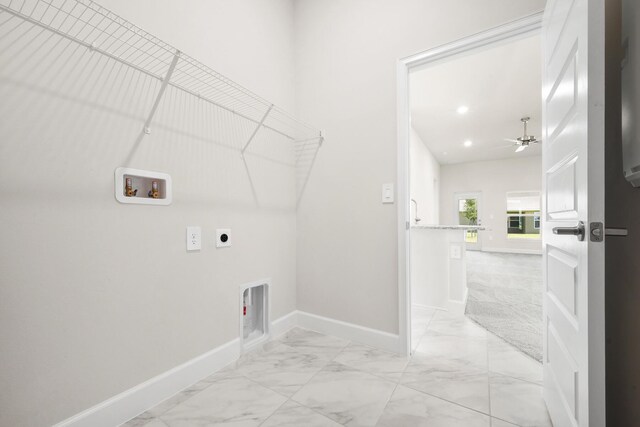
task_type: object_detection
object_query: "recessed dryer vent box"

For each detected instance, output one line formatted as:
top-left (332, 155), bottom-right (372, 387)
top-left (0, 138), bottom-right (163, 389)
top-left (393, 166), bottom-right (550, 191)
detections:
top-left (115, 167), bottom-right (172, 205)
top-left (239, 280), bottom-right (270, 352)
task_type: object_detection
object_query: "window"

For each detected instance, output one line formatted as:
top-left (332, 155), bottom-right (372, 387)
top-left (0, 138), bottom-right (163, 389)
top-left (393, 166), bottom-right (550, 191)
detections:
top-left (508, 216), bottom-right (522, 228)
top-left (456, 196), bottom-right (479, 243)
top-left (506, 191), bottom-right (541, 239)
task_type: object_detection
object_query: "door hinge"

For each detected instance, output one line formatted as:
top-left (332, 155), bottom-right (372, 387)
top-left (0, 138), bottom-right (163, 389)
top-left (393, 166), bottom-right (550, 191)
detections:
top-left (590, 222), bottom-right (629, 242)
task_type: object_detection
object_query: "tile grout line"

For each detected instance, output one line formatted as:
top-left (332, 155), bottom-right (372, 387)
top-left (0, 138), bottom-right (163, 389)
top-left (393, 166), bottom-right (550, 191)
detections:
top-left (404, 310), bottom-right (496, 420)
top-left (284, 339), bottom-right (355, 426)
top-left (142, 314), bottom-right (536, 427)
top-left (375, 381), bottom-right (401, 425)
top-left (331, 340), bottom-right (411, 384)
top-left (225, 335), bottom-right (353, 426)
top-left (237, 340), bottom-right (340, 396)
top-left (487, 325), bottom-right (493, 424)
top-left (409, 308), bottom-right (438, 354)
top-left (322, 343), bottom-right (404, 426)
top-left (147, 333), bottom-right (341, 426)
top-left (401, 381), bottom-right (493, 419)
top-left (278, 334), bottom-right (412, 425)
top-left (255, 396), bottom-right (292, 427)
top-left (127, 365), bottom-right (242, 425)
top-left (485, 329), bottom-right (543, 387)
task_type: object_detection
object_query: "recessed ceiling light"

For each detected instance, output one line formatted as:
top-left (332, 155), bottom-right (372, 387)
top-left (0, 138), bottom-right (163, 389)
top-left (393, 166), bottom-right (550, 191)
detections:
top-left (456, 105), bottom-right (469, 114)
top-left (464, 140), bottom-right (473, 147)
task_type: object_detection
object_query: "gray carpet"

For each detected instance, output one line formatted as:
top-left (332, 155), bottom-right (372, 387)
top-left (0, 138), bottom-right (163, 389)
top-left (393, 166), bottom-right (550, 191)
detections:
top-left (464, 251), bottom-right (543, 362)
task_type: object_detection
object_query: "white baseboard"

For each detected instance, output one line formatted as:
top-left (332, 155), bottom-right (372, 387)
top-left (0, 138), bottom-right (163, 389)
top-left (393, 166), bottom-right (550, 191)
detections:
top-left (271, 310), bottom-right (299, 338)
top-left (445, 290), bottom-right (468, 315)
top-left (52, 310), bottom-right (397, 427)
top-left (296, 310), bottom-right (402, 354)
top-left (54, 310), bottom-right (301, 427)
top-left (53, 338), bottom-right (241, 427)
top-left (481, 247), bottom-right (542, 255)
top-left (411, 303), bottom-right (442, 312)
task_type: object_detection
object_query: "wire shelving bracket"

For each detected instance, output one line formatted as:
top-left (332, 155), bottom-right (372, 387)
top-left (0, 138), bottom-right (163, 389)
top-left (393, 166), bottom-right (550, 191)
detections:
top-left (0, 0), bottom-right (323, 146)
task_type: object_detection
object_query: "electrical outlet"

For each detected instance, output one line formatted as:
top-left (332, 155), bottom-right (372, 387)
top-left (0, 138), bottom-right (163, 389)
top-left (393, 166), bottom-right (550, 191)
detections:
top-left (186, 226), bottom-right (201, 251)
top-left (450, 244), bottom-right (462, 260)
top-left (216, 228), bottom-right (231, 248)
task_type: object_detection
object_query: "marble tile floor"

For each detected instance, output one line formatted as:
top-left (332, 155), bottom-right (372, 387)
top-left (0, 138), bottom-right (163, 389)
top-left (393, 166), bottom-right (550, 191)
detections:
top-left (123, 309), bottom-right (551, 427)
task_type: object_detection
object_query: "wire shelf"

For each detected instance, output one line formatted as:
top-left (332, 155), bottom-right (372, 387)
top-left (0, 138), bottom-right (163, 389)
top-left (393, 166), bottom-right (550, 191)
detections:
top-left (0, 0), bottom-right (322, 143)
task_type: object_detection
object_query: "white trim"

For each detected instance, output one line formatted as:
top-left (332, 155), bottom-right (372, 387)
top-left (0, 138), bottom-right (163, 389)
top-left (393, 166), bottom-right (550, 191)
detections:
top-left (297, 311), bottom-right (403, 354)
top-left (412, 303), bottom-right (440, 312)
top-left (53, 338), bottom-right (241, 427)
top-left (481, 247), bottom-right (542, 255)
top-left (396, 12), bottom-right (544, 358)
top-left (53, 309), bottom-right (401, 427)
top-left (270, 310), bottom-right (299, 338)
top-left (53, 309), bottom-right (300, 427)
top-left (445, 288), bottom-right (468, 315)
top-left (396, 55), bottom-right (411, 356)
top-left (399, 12), bottom-right (544, 67)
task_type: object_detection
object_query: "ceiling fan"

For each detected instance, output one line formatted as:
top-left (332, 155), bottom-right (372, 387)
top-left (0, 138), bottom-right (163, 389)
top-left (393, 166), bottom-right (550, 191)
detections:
top-left (504, 116), bottom-right (541, 152)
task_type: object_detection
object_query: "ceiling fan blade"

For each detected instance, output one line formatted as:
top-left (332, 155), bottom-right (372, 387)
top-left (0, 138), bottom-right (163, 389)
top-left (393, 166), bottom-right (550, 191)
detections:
top-left (515, 145), bottom-right (527, 153)
top-left (504, 138), bottom-right (520, 143)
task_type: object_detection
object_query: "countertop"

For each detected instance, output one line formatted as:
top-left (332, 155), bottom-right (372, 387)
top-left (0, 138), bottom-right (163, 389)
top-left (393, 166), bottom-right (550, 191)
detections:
top-left (411, 224), bottom-right (486, 230)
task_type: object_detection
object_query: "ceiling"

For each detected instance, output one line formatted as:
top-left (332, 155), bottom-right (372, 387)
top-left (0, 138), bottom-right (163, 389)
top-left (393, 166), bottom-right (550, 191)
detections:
top-left (410, 34), bottom-right (542, 165)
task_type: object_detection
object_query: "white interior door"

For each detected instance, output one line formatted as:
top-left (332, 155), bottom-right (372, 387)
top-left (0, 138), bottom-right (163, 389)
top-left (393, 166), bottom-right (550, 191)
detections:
top-left (542, 0), bottom-right (605, 426)
top-left (454, 192), bottom-right (482, 250)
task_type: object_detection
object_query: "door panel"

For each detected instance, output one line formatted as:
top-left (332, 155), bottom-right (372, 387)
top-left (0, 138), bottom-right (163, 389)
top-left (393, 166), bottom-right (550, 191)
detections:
top-left (546, 156), bottom-right (578, 219)
top-left (547, 324), bottom-right (579, 418)
top-left (542, 0), bottom-right (605, 426)
top-left (546, 51), bottom-right (577, 138)
top-left (547, 247), bottom-right (578, 315)
top-left (545, 0), bottom-right (575, 60)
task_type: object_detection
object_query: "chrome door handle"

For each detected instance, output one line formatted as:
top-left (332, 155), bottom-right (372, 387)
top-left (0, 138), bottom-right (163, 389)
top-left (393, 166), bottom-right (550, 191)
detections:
top-left (605, 228), bottom-right (629, 236)
top-left (553, 221), bottom-right (585, 241)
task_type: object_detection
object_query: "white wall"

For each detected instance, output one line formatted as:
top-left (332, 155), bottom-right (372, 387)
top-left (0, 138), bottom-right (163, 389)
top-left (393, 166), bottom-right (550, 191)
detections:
top-left (439, 156), bottom-right (542, 253)
top-left (294, 0), bottom-right (546, 334)
top-left (0, 1), bottom-right (297, 426)
top-left (410, 127), bottom-right (440, 224)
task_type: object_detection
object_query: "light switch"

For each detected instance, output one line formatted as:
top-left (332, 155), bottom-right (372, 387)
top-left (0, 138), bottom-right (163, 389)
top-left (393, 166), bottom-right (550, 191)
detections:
top-left (450, 244), bottom-right (462, 259)
top-left (186, 226), bottom-right (201, 251)
top-left (382, 183), bottom-right (394, 204)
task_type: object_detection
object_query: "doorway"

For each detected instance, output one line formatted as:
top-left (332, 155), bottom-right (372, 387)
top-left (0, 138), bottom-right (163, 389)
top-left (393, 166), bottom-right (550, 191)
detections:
top-left (398, 2), bottom-right (608, 424)
top-left (454, 191), bottom-right (482, 250)
top-left (397, 12), bottom-right (553, 427)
